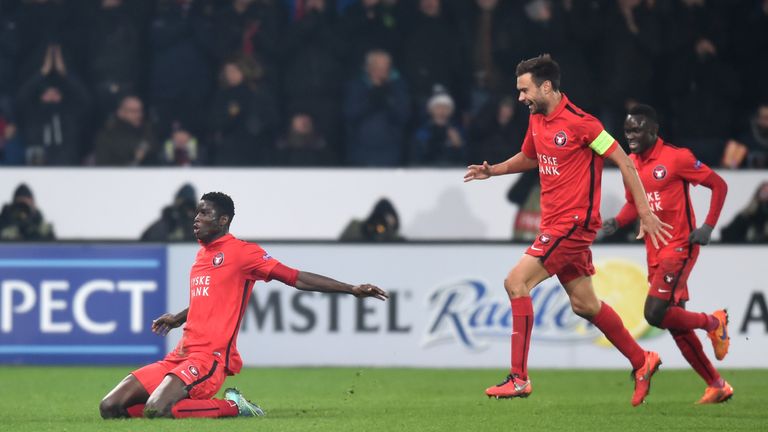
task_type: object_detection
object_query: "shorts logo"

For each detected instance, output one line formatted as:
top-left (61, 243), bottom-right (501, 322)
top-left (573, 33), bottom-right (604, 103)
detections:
top-left (538, 234), bottom-right (551, 244)
top-left (653, 165), bottom-right (667, 180)
top-left (663, 273), bottom-right (675, 284)
top-left (553, 131), bottom-right (568, 147)
top-left (262, 253), bottom-right (272, 261)
top-left (694, 160), bottom-right (702, 170)
top-left (188, 366), bottom-right (199, 377)
top-left (213, 252), bottom-right (224, 266)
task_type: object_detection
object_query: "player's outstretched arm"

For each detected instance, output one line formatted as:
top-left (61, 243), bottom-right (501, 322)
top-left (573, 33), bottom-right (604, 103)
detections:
top-left (463, 152), bottom-right (537, 182)
top-left (151, 308), bottom-right (188, 336)
top-left (689, 171), bottom-right (728, 245)
top-left (607, 146), bottom-right (673, 249)
top-left (294, 271), bottom-right (388, 301)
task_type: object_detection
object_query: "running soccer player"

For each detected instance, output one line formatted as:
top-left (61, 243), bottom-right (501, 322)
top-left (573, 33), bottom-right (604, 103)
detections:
top-left (99, 192), bottom-right (388, 419)
top-left (602, 104), bottom-right (732, 404)
top-left (464, 55), bottom-right (673, 406)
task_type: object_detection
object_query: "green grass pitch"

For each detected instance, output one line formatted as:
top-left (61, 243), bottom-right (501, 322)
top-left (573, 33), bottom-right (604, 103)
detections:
top-left (1, 367), bottom-right (766, 431)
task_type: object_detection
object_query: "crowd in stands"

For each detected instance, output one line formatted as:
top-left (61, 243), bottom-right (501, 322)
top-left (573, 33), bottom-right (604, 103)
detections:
top-left (0, 0), bottom-right (766, 168)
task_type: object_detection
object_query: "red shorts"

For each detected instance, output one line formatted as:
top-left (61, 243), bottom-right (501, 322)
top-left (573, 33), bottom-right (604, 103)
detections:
top-left (526, 225), bottom-right (596, 284)
top-left (647, 245), bottom-right (700, 305)
top-left (131, 353), bottom-right (227, 400)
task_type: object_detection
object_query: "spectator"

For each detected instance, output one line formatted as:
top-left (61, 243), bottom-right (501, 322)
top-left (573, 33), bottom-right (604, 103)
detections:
top-left (467, 95), bottom-right (527, 164)
top-left (0, 183), bottom-right (55, 241)
top-left (409, 90), bottom-right (465, 166)
top-left (339, 197), bottom-right (404, 242)
top-left (161, 125), bottom-right (200, 166)
top-left (209, 56), bottom-right (278, 165)
top-left (340, 0), bottom-right (402, 74)
top-left (84, 0), bottom-right (143, 125)
top-left (0, 109), bottom-right (23, 165)
top-left (723, 102), bottom-right (768, 169)
top-left (720, 181), bottom-right (768, 243)
top-left (148, 0), bottom-right (214, 139)
top-left (16, 44), bottom-right (90, 165)
top-left (281, 0), bottom-right (345, 148)
top-left (212, 0), bottom-right (285, 72)
top-left (141, 183), bottom-right (197, 242)
top-left (666, 24), bottom-right (739, 166)
top-left (343, 49), bottom-right (410, 166)
top-left (274, 112), bottom-right (335, 166)
top-left (15, 0), bottom-right (81, 81)
top-left (92, 95), bottom-right (157, 166)
top-left (399, 0), bottom-right (471, 120)
top-left (598, 0), bottom-right (663, 137)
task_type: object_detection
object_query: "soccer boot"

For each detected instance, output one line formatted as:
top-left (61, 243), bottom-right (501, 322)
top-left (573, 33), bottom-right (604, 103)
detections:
top-left (223, 387), bottom-right (265, 417)
top-left (485, 374), bottom-right (532, 399)
top-left (631, 351), bottom-right (662, 407)
top-left (696, 381), bottom-right (734, 404)
top-left (707, 309), bottom-right (730, 361)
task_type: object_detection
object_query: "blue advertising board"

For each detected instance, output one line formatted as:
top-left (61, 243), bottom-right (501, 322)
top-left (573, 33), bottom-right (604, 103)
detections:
top-left (0, 245), bottom-right (167, 364)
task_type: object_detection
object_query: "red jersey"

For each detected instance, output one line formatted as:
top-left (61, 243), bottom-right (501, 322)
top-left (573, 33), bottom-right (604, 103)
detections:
top-left (626, 138), bottom-right (712, 260)
top-left (171, 234), bottom-right (280, 374)
top-left (521, 94), bottom-right (618, 232)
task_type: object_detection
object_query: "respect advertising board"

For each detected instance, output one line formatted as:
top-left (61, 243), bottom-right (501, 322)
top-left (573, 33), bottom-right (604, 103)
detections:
top-left (0, 245), bottom-right (167, 364)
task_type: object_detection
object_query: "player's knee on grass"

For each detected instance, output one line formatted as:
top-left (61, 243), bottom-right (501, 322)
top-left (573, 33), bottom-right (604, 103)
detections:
top-left (99, 397), bottom-right (126, 419)
top-left (143, 400), bottom-right (173, 419)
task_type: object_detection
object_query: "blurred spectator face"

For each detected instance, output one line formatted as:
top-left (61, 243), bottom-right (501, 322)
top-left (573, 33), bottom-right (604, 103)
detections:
top-left (681, 0), bottom-right (705, 7)
top-left (477, 0), bottom-right (498, 11)
top-left (117, 97), bottom-right (144, 128)
top-left (525, 0), bottom-right (552, 22)
top-left (420, 0), bottom-right (440, 16)
top-left (429, 102), bottom-right (453, 126)
top-left (291, 114), bottom-right (314, 135)
top-left (366, 51), bottom-right (392, 85)
top-left (102, 0), bottom-right (122, 8)
top-left (224, 63), bottom-right (244, 87)
top-left (306, 0), bottom-right (325, 12)
top-left (40, 87), bottom-right (62, 104)
top-left (363, 0), bottom-right (380, 7)
top-left (498, 100), bottom-right (515, 124)
top-left (757, 105), bottom-right (768, 134)
top-left (172, 130), bottom-right (192, 148)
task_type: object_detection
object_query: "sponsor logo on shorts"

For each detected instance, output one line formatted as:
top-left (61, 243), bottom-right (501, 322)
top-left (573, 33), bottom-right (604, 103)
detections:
top-left (694, 160), bottom-right (702, 170)
top-left (553, 131), bottom-right (568, 147)
top-left (663, 273), bottom-right (675, 284)
top-left (188, 365), bottom-right (199, 377)
top-left (262, 253), bottom-right (272, 261)
top-left (653, 165), bottom-right (667, 180)
top-left (213, 252), bottom-right (224, 267)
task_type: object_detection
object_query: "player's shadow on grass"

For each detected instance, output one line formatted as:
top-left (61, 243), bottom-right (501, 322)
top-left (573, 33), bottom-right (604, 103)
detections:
top-left (406, 187), bottom-right (487, 239)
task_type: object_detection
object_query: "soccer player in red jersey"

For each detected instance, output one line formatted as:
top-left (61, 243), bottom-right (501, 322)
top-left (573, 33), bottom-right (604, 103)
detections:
top-left (602, 104), bottom-right (732, 404)
top-left (99, 192), bottom-right (388, 419)
top-left (464, 55), bottom-right (673, 406)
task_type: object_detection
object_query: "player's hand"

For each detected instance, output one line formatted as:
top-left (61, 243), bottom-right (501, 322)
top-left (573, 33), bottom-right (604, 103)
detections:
top-left (352, 284), bottom-right (389, 301)
top-left (637, 212), bottom-right (674, 249)
top-left (689, 224), bottom-right (713, 245)
top-left (463, 161), bottom-right (493, 182)
top-left (152, 313), bottom-right (180, 336)
top-left (599, 218), bottom-right (619, 238)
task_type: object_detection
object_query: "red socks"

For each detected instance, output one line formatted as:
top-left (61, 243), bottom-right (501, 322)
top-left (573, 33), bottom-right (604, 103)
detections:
top-left (589, 302), bottom-right (646, 370)
top-left (126, 399), bottom-right (239, 419)
top-left (172, 399), bottom-right (239, 418)
top-left (510, 297), bottom-right (534, 380)
top-left (670, 329), bottom-right (721, 386)
top-left (661, 306), bottom-right (715, 331)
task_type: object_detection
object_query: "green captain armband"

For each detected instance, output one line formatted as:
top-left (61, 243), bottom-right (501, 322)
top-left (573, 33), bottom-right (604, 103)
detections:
top-left (589, 130), bottom-right (615, 155)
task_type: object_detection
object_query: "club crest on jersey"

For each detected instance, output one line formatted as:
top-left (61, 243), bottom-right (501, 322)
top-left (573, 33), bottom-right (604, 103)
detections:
top-left (653, 165), bottom-right (667, 180)
top-left (213, 252), bottom-right (224, 266)
top-left (188, 366), bottom-right (199, 377)
top-left (553, 131), bottom-right (568, 147)
top-left (538, 234), bottom-right (551, 244)
top-left (663, 273), bottom-right (675, 284)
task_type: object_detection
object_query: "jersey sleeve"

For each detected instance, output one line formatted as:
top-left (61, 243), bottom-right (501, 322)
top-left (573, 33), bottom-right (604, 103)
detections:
top-left (580, 115), bottom-right (618, 158)
top-left (521, 123), bottom-right (536, 159)
top-left (240, 242), bottom-right (280, 281)
top-left (674, 148), bottom-right (713, 185)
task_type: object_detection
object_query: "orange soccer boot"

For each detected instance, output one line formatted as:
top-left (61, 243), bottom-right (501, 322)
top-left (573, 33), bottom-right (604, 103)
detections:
top-left (485, 374), bottom-right (533, 399)
top-left (707, 309), bottom-right (730, 361)
top-left (631, 351), bottom-right (662, 407)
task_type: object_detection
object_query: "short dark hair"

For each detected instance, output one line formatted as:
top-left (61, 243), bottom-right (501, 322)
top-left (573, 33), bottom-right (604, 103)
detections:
top-left (516, 54), bottom-right (561, 91)
top-left (201, 192), bottom-right (235, 221)
top-left (627, 104), bottom-right (659, 126)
